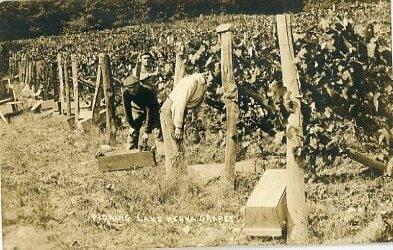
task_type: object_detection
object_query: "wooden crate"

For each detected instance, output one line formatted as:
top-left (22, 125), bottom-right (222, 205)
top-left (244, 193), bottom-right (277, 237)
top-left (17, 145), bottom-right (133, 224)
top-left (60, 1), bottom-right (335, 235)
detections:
top-left (97, 149), bottom-right (156, 172)
top-left (243, 169), bottom-right (287, 237)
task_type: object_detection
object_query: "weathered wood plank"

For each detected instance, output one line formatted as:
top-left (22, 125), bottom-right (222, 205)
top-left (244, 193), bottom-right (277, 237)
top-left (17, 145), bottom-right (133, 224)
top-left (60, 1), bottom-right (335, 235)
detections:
top-left (277, 14), bottom-right (308, 243)
top-left (244, 169), bottom-right (287, 237)
top-left (78, 78), bottom-right (95, 89)
top-left (97, 150), bottom-right (156, 172)
top-left (92, 64), bottom-right (103, 124)
top-left (0, 98), bottom-right (12, 106)
top-left (0, 111), bottom-right (9, 124)
top-left (216, 23), bottom-right (239, 190)
top-left (30, 100), bottom-right (44, 112)
top-left (79, 109), bottom-right (106, 129)
top-left (41, 99), bottom-right (55, 111)
top-left (347, 148), bottom-right (388, 173)
top-left (99, 53), bottom-right (117, 143)
top-left (174, 43), bottom-right (187, 86)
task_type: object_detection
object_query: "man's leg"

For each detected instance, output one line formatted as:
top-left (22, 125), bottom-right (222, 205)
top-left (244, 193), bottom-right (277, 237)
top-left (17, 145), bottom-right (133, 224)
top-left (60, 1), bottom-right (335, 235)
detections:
top-left (127, 109), bottom-right (145, 150)
top-left (160, 98), bottom-right (186, 176)
top-left (152, 107), bottom-right (163, 141)
top-left (170, 134), bottom-right (186, 173)
top-left (160, 99), bottom-right (173, 175)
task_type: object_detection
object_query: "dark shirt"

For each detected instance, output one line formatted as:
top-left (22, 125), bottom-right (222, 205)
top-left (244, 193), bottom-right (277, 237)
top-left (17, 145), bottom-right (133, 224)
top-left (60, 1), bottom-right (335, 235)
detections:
top-left (122, 84), bottom-right (160, 133)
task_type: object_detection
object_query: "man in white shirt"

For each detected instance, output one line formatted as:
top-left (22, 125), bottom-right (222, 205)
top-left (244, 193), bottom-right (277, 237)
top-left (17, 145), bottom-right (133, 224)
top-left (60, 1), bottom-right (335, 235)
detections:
top-left (160, 70), bottom-right (214, 176)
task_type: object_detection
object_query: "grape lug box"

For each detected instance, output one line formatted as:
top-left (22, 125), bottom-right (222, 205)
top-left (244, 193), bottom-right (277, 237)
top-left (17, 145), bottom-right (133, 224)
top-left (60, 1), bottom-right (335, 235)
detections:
top-left (97, 149), bottom-right (156, 172)
top-left (244, 169), bottom-right (287, 237)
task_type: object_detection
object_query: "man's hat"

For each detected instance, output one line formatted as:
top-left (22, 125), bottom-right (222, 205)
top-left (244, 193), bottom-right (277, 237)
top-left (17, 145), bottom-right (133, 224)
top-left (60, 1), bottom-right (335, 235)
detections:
top-left (140, 51), bottom-right (153, 58)
top-left (122, 75), bottom-right (140, 87)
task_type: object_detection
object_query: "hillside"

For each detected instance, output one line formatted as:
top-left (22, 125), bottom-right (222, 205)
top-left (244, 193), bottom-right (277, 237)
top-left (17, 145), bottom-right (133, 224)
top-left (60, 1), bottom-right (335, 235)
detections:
top-left (1, 0), bottom-right (393, 248)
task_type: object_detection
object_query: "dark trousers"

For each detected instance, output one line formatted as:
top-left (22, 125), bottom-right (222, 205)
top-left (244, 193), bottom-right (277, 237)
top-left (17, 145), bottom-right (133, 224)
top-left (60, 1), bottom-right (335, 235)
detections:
top-left (128, 105), bottom-right (162, 149)
top-left (127, 107), bottom-right (146, 149)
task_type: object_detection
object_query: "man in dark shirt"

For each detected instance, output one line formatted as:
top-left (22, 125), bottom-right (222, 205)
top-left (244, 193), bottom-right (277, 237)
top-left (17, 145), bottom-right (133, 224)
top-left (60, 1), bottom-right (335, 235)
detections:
top-left (122, 75), bottom-right (161, 150)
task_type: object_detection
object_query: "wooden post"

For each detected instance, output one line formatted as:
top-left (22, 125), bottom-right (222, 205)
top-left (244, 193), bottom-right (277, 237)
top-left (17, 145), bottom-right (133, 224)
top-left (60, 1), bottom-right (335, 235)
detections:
top-left (91, 64), bottom-right (103, 124)
top-left (13, 53), bottom-right (17, 76)
top-left (19, 57), bottom-right (25, 84)
top-left (64, 55), bottom-right (71, 118)
top-left (27, 61), bottom-right (33, 86)
top-left (216, 24), bottom-right (239, 189)
top-left (23, 57), bottom-right (28, 85)
top-left (32, 60), bottom-right (37, 91)
top-left (57, 54), bottom-right (64, 114)
top-left (277, 14), bottom-right (308, 244)
top-left (8, 52), bottom-right (13, 76)
top-left (391, 1), bottom-right (393, 71)
top-left (99, 53), bottom-right (116, 143)
top-left (174, 42), bottom-right (187, 86)
top-left (50, 63), bottom-right (58, 101)
top-left (71, 54), bottom-right (79, 123)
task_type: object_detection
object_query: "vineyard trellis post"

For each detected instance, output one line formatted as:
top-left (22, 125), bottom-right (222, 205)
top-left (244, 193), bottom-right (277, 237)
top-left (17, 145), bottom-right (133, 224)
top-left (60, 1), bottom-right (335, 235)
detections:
top-left (26, 61), bottom-right (30, 86)
top-left (51, 63), bottom-right (58, 101)
top-left (24, 59), bottom-right (27, 85)
top-left (174, 42), bottom-right (187, 86)
top-left (64, 55), bottom-right (71, 118)
top-left (27, 61), bottom-right (32, 86)
top-left (8, 52), bottom-right (13, 77)
top-left (27, 60), bottom-right (32, 86)
top-left (42, 62), bottom-right (48, 100)
top-left (391, 0), bottom-right (393, 70)
top-left (57, 53), bottom-right (64, 114)
top-left (19, 56), bottom-right (24, 84)
top-left (99, 53), bottom-right (117, 143)
top-left (24, 57), bottom-right (28, 85)
top-left (216, 24), bottom-right (239, 190)
top-left (276, 14), bottom-right (308, 244)
top-left (92, 62), bottom-right (103, 125)
top-left (71, 54), bottom-right (79, 123)
top-left (32, 60), bottom-right (37, 91)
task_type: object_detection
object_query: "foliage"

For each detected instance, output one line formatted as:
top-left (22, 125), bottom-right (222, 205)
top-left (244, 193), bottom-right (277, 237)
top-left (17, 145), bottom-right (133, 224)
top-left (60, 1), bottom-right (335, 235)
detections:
top-left (4, 1), bottom-right (393, 170)
top-left (1, 0), bottom-right (308, 41)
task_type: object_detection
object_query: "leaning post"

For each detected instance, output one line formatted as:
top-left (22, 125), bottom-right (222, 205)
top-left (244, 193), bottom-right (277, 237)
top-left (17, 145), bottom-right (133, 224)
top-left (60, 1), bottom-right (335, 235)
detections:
top-left (91, 63), bottom-right (103, 125)
top-left (174, 42), bottom-right (187, 86)
top-left (216, 24), bottom-right (239, 190)
top-left (99, 53), bottom-right (116, 144)
top-left (276, 14), bottom-right (308, 244)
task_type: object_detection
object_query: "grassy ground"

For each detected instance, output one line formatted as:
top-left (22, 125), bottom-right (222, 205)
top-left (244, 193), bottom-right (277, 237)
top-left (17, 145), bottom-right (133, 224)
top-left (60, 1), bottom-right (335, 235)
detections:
top-left (1, 113), bottom-right (392, 248)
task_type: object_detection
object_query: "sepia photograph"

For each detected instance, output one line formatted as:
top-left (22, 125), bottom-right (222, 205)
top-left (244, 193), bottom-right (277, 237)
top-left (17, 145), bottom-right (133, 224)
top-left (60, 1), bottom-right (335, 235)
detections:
top-left (0, 0), bottom-right (392, 248)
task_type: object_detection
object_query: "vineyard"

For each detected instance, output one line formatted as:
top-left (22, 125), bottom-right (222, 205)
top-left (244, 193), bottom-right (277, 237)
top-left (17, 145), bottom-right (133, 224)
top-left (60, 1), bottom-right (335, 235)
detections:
top-left (1, 1), bottom-right (393, 248)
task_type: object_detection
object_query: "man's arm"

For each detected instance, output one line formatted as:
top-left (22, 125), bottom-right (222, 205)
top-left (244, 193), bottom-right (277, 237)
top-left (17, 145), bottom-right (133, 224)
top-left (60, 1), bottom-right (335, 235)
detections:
top-left (122, 89), bottom-right (134, 127)
top-left (145, 91), bottom-right (160, 133)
